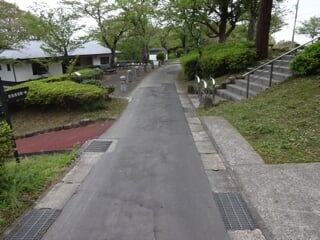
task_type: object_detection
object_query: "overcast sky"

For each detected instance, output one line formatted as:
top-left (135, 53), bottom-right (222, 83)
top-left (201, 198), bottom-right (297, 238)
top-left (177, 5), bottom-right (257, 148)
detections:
top-left (6, 0), bottom-right (320, 44)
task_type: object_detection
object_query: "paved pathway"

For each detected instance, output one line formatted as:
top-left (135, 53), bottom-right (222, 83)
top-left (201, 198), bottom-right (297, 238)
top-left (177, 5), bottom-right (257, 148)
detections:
top-left (41, 63), bottom-right (230, 240)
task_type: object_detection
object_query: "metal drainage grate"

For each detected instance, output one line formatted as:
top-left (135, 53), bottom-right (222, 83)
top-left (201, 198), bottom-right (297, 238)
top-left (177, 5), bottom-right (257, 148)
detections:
top-left (183, 107), bottom-right (194, 113)
top-left (7, 208), bottom-right (60, 240)
top-left (213, 192), bottom-right (257, 230)
top-left (84, 140), bottom-right (112, 152)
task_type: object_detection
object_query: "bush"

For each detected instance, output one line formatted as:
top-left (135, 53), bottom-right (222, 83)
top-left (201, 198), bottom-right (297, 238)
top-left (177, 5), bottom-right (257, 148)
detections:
top-left (156, 51), bottom-right (165, 64)
top-left (0, 121), bottom-right (14, 197)
top-left (70, 68), bottom-right (103, 83)
top-left (9, 80), bottom-right (107, 110)
top-left (181, 42), bottom-right (256, 80)
top-left (290, 41), bottom-right (320, 76)
top-left (180, 52), bottom-right (200, 81)
top-left (0, 121), bottom-right (14, 165)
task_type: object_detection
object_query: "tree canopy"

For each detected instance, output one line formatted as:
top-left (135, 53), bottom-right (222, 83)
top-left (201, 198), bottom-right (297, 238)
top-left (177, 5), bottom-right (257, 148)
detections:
top-left (297, 16), bottom-right (320, 39)
top-left (0, 0), bottom-right (30, 49)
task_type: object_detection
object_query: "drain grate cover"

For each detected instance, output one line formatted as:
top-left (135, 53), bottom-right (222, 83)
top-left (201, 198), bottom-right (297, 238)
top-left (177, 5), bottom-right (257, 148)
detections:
top-left (183, 107), bottom-right (194, 113)
top-left (213, 192), bottom-right (257, 230)
top-left (7, 208), bottom-right (60, 240)
top-left (84, 140), bottom-right (112, 152)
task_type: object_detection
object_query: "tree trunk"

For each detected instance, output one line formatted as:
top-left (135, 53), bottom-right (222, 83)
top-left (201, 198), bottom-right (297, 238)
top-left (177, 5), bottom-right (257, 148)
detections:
top-left (256, 0), bottom-right (273, 60)
top-left (248, 15), bottom-right (257, 41)
top-left (218, 7), bottom-right (228, 43)
top-left (62, 47), bottom-right (69, 74)
top-left (247, 0), bottom-right (259, 41)
top-left (110, 48), bottom-right (116, 67)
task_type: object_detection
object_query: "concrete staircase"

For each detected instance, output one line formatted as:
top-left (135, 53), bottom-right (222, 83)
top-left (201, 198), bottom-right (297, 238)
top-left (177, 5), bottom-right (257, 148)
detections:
top-left (215, 37), bottom-right (320, 101)
top-left (216, 54), bottom-right (295, 101)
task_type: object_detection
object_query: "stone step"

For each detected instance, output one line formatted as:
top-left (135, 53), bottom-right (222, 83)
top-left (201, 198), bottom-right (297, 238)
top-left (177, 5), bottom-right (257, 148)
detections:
top-left (216, 88), bottom-right (245, 101)
top-left (280, 54), bottom-right (295, 61)
top-left (252, 69), bottom-right (291, 81)
top-left (226, 84), bottom-right (258, 97)
top-left (248, 75), bottom-right (282, 86)
top-left (262, 64), bottom-right (291, 74)
top-left (235, 79), bottom-right (268, 92)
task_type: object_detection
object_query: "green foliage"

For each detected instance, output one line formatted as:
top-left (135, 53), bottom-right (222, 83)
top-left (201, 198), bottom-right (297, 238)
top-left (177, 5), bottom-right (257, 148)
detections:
top-left (198, 75), bottom-right (320, 164)
top-left (180, 51), bottom-right (200, 81)
top-left (290, 41), bottom-right (320, 76)
top-left (9, 79), bottom-right (107, 110)
top-left (176, 48), bottom-right (184, 58)
top-left (104, 84), bottom-right (115, 95)
top-left (0, 121), bottom-right (14, 165)
top-left (0, 152), bottom-right (76, 233)
top-left (70, 68), bottom-right (103, 83)
top-left (297, 16), bottom-right (320, 39)
top-left (181, 42), bottom-right (256, 80)
top-left (156, 51), bottom-right (165, 63)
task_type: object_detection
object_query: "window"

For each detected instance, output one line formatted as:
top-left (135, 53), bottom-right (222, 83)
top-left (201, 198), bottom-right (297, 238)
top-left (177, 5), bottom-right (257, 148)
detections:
top-left (32, 62), bottom-right (48, 75)
top-left (6, 64), bottom-right (11, 71)
top-left (100, 57), bottom-right (109, 64)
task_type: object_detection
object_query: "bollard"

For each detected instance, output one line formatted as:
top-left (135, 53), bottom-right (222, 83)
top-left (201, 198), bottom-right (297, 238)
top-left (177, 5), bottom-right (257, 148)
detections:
top-left (127, 69), bottom-right (132, 82)
top-left (120, 75), bottom-right (127, 93)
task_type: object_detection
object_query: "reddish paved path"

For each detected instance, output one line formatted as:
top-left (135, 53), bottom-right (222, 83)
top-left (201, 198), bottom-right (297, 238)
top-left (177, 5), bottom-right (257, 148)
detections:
top-left (16, 120), bottom-right (115, 154)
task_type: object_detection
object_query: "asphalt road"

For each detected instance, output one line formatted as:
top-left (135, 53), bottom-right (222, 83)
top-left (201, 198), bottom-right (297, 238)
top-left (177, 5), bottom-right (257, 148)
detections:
top-left (42, 63), bottom-right (229, 240)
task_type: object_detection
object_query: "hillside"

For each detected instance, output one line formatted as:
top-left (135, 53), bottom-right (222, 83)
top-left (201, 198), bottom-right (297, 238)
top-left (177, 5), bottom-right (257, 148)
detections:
top-left (198, 75), bottom-right (320, 164)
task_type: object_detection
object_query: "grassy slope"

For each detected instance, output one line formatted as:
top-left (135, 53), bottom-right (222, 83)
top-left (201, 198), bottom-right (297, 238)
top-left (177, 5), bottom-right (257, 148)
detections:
top-left (0, 152), bottom-right (76, 233)
top-left (198, 75), bottom-right (320, 164)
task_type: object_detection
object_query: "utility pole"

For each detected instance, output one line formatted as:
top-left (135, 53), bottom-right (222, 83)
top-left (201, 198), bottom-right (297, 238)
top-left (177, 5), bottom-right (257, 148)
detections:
top-left (291, 0), bottom-right (300, 48)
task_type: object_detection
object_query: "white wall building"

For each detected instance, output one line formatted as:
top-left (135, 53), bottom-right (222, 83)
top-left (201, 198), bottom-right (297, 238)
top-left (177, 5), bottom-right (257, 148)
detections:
top-left (0, 41), bottom-right (113, 85)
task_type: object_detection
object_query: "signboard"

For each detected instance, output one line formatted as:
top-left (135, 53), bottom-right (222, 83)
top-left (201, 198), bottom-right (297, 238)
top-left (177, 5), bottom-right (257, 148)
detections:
top-left (6, 87), bottom-right (29, 101)
top-left (0, 78), bottom-right (29, 163)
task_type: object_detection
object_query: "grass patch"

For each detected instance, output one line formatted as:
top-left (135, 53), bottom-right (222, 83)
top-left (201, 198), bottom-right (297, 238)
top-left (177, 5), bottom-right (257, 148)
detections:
top-left (198, 75), bottom-right (320, 164)
top-left (0, 151), bottom-right (77, 234)
top-left (11, 97), bottom-right (127, 136)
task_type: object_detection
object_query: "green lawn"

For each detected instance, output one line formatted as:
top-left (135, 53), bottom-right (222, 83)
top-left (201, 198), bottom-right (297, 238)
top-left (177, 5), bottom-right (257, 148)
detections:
top-left (0, 152), bottom-right (76, 234)
top-left (198, 75), bottom-right (320, 164)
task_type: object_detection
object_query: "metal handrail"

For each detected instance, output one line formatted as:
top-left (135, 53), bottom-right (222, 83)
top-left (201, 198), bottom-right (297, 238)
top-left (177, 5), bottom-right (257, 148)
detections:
top-left (243, 36), bottom-right (320, 98)
top-left (243, 36), bottom-right (320, 78)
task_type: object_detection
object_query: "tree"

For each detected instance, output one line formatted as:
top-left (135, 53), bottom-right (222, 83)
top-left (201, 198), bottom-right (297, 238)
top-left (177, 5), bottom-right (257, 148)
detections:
top-left (64, 0), bottom-right (128, 67)
top-left (169, 0), bottom-right (247, 43)
top-left (25, 4), bottom-right (87, 72)
top-left (0, 0), bottom-right (30, 49)
top-left (297, 16), bottom-right (320, 39)
top-left (244, 0), bottom-right (286, 41)
top-left (117, 0), bottom-right (158, 67)
top-left (255, 0), bottom-right (273, 59)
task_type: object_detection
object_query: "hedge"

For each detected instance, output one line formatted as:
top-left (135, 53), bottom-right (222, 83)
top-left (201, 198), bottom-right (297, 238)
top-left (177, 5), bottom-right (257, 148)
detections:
top-left (181, 42), bottom-right (256, 80)
top-left (9, 80), bottom-right (107, 110)
top-left (290, 41), bottom-right (320, 76)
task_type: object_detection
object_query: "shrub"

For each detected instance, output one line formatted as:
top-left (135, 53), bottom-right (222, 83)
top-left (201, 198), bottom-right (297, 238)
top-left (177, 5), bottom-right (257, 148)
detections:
top-left (0, 121), bottom-right (14, 165)
top-left (9, 80), bottom-right (107, 110)
top-left (0, 121), bottom-right (14, 196)
top-left (181, 42), bottom-right (256, 80)
top-left (156, 51), bottom-right (166, 63)
top-left (290, 41), bottom-right (320, 76)
top-left (180, 52), bottom-right (200, 81)
top-left (104, 84), bottom-right (115, 95)
top-left (70, 68), bottom-right (103, 83)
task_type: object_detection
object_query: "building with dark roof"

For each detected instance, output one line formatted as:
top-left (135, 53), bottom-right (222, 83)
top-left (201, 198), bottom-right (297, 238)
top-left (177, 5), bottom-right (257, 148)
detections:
top-left (0, 41), bottom-right (113, 85)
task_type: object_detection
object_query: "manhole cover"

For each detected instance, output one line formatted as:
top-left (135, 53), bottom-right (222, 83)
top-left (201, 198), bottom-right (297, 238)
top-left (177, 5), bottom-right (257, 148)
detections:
top-left (213, 192), bottom-right (257, 230)
top-left (84, 140), bottom-right (112, 152)
top-left (6, 208), bottom-right (60, 240)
